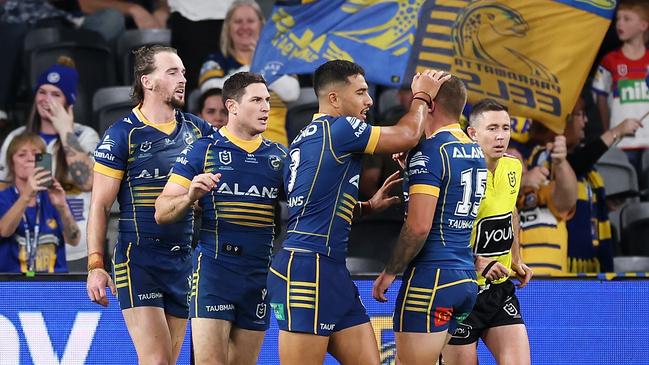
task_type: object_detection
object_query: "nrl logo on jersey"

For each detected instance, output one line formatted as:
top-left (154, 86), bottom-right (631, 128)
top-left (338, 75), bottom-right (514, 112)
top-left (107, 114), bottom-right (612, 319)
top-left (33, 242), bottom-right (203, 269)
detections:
top-left (140, 141), bottom-right (152, 152)
top-left (219, 150), bottom-right (232, 165)
top-left (508, 171), bottom-right (516, 187)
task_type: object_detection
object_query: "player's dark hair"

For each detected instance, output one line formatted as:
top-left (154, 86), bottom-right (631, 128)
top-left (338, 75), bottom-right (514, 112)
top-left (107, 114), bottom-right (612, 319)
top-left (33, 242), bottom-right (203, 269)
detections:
top-left (222, 72), bottom-right (267, 103)
top-left (132, 45), bottom-right (178, 104)
top-left (198, 88), bottom-right (223, 111)
top-left (435, 75), bottom-right (467, 121)
top-left (313, 60), bottom-right (365, 96)
top-left (469, 98), bottom-right (508, 126)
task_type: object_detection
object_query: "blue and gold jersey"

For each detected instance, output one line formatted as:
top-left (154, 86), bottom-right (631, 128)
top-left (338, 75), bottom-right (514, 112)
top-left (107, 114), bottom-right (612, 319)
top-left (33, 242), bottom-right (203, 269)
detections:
top-left (283, 114), bottom-right (381, 262)
top-left (403, 124), bottom-right (486, 269)
top-left (93, 107), bottom-right (214, 248)
top-left (169, 128), bottom-right (288, 268)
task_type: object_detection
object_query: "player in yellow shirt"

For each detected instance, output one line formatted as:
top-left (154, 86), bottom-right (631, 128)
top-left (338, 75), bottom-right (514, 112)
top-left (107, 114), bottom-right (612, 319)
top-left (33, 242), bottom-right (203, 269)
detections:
top-left (443, 99), bottom-right (533, 365)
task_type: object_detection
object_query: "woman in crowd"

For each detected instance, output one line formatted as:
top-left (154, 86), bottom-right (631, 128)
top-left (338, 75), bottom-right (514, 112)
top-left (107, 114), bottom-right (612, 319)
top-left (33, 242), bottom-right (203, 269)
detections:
top-left (198, 0), bottom-right (299, 146)
top-left (0, 56), bottom-right (99, 272)
top-left (0, 133), bottom-right (80, 273)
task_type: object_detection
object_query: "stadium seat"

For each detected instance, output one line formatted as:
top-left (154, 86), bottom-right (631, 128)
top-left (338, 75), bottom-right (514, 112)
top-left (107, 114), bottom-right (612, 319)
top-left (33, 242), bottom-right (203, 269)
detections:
top-left (92, 86), bottom-right (134, 134)
top-left (595, 147), bottom-right (638, 198)
top-left (613, 256), bottom-right (649, 272)
top-left (619, 202), bottom-right (649, 255)
top-left (641, 149), bottom-right (649, 189)
top-left (286, 102), bottom-right (318, 143)
top-left (346, 257), bottom-right (384, 275)
top-left (24, 27), bottom-right (116, 126)
top-left (116, 29), bottom-right (171, 85)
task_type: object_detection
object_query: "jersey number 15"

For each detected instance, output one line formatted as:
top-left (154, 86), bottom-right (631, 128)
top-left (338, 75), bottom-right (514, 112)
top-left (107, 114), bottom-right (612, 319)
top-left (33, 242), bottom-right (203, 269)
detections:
top-left (455, 168), bottom-right (488, 218)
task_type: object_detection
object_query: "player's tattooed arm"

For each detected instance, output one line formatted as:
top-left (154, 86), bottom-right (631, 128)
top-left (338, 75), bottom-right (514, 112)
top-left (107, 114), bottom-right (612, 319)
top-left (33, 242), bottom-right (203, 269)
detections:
top-left (62, 132), bottom-right (94, 191)
top-left (384, 223), bottom-right (427, 275)
top-left (384, 193), bottom-right (437, 275)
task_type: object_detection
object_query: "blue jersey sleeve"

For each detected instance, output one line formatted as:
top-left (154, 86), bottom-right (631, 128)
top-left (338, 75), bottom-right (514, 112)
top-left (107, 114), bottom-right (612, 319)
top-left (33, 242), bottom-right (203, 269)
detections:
top-left (185, 113), bottom-right (216, 137)
top-left (406, 140), bottom-right (443, 198)
top-left (168, 137), bottom-right (211, 189)
top-left (330, 116), bottom-right (381, 155)
top-left (93, 122), bottom-right (130, 180)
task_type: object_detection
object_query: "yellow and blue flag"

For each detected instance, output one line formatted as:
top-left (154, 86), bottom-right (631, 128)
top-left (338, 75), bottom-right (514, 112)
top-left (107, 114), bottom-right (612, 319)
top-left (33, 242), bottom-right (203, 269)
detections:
top-left (252, 0), bottom-right (614, 132)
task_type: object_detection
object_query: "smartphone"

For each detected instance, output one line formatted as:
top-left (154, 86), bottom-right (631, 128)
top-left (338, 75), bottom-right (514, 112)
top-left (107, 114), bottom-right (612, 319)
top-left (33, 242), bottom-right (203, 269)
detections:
top-left (35, 153), bottom-right (53, 188)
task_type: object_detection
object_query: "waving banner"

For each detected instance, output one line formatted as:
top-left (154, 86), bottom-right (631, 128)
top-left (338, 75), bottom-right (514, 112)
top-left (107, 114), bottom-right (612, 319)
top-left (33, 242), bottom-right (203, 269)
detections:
top-left (251, 0), bottom-right (614, 132)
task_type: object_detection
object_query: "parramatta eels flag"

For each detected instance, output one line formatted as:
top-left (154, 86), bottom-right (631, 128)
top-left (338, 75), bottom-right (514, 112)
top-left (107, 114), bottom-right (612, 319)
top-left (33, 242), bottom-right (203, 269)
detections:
top-left (251, 0), bottom-right (614, 132)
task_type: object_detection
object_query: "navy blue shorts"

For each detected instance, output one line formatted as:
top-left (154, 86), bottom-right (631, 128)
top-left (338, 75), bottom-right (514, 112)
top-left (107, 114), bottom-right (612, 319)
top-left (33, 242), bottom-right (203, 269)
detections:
top-left (112, 240), bottom-right (192, 318)
top-left (267, 249), bottom-right (369, 336)
top-left (189, 246), bottom-right (270, 331)
top-left (394, 266), bottom-right (477, 333)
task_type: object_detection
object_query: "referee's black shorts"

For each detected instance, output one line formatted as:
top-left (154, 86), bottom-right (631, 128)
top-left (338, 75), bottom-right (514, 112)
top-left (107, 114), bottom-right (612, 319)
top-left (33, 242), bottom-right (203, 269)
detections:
top-left (447, 279), bottom-right (525, 345)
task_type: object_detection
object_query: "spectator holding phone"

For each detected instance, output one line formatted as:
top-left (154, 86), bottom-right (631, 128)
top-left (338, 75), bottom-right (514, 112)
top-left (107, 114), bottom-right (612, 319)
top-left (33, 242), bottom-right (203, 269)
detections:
top-left (0, 133), bottom-right (80, 273)
top-left (0, 56), bottom-right (99, 272)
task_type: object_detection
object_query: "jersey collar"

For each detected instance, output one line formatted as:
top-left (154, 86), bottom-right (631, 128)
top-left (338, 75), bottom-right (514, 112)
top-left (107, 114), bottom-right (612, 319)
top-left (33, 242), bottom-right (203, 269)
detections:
top-left (133, 106), bottom-right (177, 135)
top-left (219, 127), bottom-right (262, 154)
top-left (432, 123), bottom-right (462, 136)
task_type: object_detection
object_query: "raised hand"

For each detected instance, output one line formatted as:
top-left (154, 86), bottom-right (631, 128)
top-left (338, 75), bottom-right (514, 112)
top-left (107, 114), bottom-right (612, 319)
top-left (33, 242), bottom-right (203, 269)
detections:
top-left (188, 172), bottom-right (221, 202)
top-left (367, 171), bottom-right (403, 213)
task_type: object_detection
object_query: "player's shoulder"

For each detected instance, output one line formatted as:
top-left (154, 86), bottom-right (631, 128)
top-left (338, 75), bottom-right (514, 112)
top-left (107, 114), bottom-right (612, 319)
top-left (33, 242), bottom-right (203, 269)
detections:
top-left (501, 153), bottom-right (523, 171)
top-left (601, 48), bottom-right (623, 67)
top-left (262, 138), bottom-right (289, 156)
top-left (180, 112), bottom-right (215, 135)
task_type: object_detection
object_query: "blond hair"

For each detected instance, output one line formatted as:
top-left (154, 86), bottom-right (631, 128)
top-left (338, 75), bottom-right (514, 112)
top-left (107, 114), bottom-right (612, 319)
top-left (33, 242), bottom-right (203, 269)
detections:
top-left (6, 133), bottom-right (46, 181)
top-left (220, 0), bottom-right (265, 59)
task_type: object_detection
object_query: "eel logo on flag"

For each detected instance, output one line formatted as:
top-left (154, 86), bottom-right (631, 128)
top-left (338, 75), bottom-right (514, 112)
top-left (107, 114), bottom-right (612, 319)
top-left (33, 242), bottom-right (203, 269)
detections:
top-left (452, 2), bottom-right (558, 83)
top-left (407, 0), bottom-right (614, 133)
top-left (252, 0), bottom-right (426, 87)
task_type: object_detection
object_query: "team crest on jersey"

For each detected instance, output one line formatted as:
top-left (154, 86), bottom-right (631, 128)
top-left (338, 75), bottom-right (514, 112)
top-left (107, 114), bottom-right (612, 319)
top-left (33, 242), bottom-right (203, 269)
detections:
top-left (268, 155), bottom-right (282, 171)
top-left (219, 150), bottom-right (232, 165)
top-left (618, 64), bottom-right (628, 77)
top-left (140, 141), bottom-right (152, 152)
top-left (508, 171), bottom-right (516, 187)
top-left (183, 131), bottom-right (194, 145)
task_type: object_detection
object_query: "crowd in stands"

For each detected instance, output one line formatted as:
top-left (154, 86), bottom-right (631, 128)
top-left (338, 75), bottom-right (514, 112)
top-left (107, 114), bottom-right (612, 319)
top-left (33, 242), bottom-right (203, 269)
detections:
top-left (1, 0), bottom-right (649, 275)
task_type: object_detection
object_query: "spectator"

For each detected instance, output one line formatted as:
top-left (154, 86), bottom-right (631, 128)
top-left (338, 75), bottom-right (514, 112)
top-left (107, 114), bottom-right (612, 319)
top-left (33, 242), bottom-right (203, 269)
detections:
top-left (516, 123), bottom-right (578, 275)
top-left (0, 56), bottom-right (99, 272)
top-left (197, 88), bottom-right (227, 129)
top-left (593, 0), bottom-right (649, 172)
top-left (166, 0), bottom-right (234, 93)
top-left (198, 0), bottom-right (299, 146)
top-left (0, 133), bottom-right (80, 273)
top-left (565, 97), bottom-right (642, 272)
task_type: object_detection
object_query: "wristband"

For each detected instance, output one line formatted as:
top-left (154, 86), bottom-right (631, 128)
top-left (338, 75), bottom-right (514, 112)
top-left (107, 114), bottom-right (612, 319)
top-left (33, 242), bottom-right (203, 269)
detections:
top-left (481, 260), bottom-right (498, 278)
top-left (87, 252), bottom-right (104, 271)
top-left (412, 91), bottom-right (432, 108)
top-left (88, 267), bottom-right (111, 279)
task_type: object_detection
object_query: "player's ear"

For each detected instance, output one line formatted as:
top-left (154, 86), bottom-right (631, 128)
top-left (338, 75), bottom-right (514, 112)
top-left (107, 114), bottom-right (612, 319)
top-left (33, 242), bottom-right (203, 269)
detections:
top-left (467, 126), bottom-right (478, 141)
top-left (328, 91), bottom-right (340, 109)
top-left (225, 98), bottom-right (238, 116)
top-left (141, 74), bottom-right (153, 91)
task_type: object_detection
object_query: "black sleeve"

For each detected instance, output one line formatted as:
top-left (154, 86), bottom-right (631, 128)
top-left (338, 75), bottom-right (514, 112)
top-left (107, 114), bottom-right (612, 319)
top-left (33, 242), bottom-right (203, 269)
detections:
top-left (567, 138), bottom-right (609, 177)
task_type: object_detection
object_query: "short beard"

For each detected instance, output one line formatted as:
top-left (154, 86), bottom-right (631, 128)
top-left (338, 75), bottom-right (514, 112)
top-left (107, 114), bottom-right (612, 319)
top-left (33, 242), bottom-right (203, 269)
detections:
top-left (167, 96), bottom-right (184, 109)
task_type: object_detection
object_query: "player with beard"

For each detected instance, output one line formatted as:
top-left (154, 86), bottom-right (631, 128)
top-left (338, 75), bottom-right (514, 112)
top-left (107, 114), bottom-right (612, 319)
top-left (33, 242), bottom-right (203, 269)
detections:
top-left (86, 45), bottom-right (214, 364)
